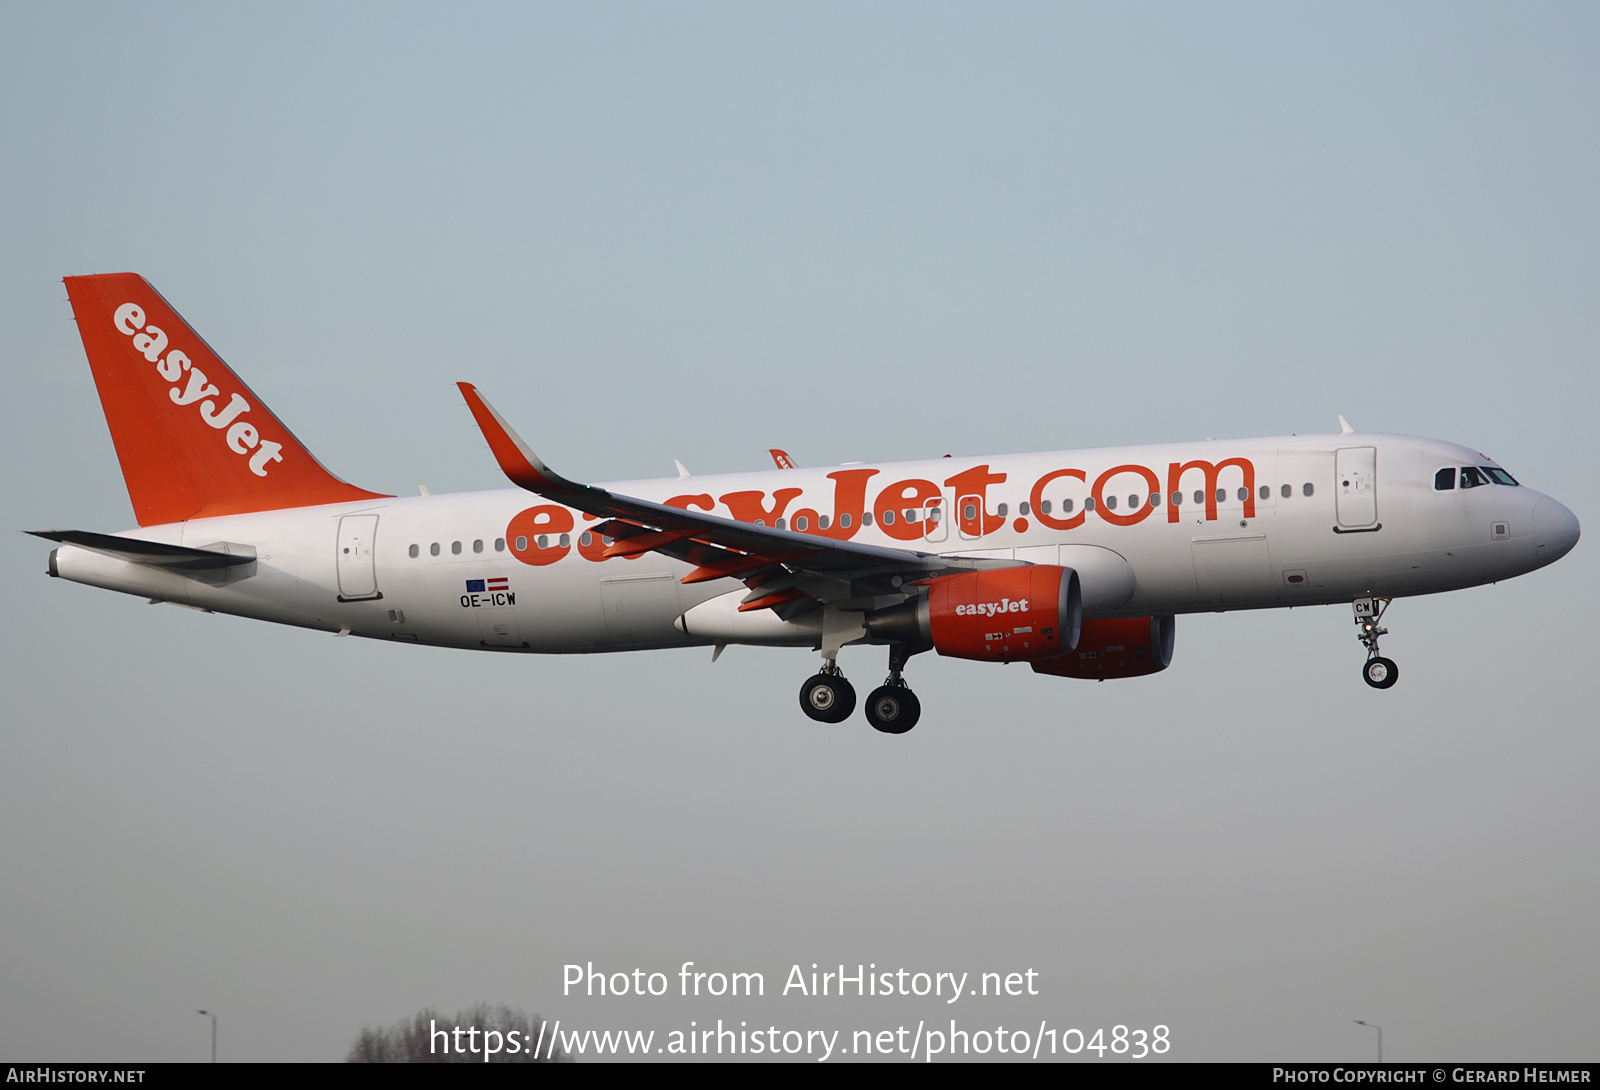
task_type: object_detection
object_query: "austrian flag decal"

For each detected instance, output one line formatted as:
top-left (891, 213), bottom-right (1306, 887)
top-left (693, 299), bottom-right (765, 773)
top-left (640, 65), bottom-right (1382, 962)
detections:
top-left (460, 577), bottom-right (516, 609)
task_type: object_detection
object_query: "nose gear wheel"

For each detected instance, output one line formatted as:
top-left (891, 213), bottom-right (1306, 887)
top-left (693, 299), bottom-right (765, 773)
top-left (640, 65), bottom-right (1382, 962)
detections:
top-left (1363, 656), bottom-right (1398, 689)
top-left (1353, 597), bottom-right (1399, 689)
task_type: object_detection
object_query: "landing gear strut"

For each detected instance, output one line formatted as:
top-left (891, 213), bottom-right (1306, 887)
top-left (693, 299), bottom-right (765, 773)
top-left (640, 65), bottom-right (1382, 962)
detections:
top-left (799, 661), bottom-right (856, 723)
top-left (1354, 597), bottom-right (1399, 690)
top-left (865, 643), bottom-right (922, 734)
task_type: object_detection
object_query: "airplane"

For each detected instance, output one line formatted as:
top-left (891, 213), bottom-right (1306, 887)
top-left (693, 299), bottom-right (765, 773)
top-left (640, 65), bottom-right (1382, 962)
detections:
top-left (33, 273), bottom-right (1582, 734)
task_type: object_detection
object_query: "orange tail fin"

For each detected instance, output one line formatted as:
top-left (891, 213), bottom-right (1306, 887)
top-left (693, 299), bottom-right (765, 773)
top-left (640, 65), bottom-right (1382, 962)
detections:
top-left (64, 273), bottom-right (388, 526)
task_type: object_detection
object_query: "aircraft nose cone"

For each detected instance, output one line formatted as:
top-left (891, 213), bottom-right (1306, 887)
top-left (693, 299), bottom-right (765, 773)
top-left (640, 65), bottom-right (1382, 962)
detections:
top-left (1533, 496), bottom-right (1581, 565)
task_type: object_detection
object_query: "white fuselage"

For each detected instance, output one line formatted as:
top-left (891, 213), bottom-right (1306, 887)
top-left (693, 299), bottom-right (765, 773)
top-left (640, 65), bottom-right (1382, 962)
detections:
top-left (51, 432), bottom-right (1577, 655)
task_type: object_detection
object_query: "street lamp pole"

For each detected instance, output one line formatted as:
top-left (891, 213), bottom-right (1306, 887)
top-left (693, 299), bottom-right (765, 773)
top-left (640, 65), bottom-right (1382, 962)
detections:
top-left (197, 1010), bottom-right (216, 1063)
top-left (1353, 1020), bottom-right (1382, 1062)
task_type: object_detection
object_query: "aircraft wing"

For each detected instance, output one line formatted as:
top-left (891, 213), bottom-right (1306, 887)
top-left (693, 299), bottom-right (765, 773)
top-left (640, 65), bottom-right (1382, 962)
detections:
top-left (457, 383), bottom-right (1012, 615)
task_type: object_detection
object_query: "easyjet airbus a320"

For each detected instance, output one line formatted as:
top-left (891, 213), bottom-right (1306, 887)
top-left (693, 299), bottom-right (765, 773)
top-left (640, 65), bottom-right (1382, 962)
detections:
top-left (35, 274), bottom-right (1581, 733)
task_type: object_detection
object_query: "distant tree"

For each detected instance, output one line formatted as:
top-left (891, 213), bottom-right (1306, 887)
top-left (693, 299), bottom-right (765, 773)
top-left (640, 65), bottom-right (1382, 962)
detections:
top-left (347, 1003), bottom-right (566, 1063)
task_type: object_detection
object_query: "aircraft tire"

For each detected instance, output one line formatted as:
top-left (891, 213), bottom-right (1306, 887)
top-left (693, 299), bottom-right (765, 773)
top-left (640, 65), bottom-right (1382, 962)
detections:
top-left (865, 685), bottom-right (921, 734)
top-left (1363, 657), bottom-right (1399, 689)
top-left (800, 673), bottom-right (856, 723)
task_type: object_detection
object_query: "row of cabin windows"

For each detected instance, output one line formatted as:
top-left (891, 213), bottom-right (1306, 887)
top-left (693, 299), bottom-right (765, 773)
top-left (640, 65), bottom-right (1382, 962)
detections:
top-left (1027, 482), bottom-right (1314, 515)
top-left (755, 508), bottom-right (946, 530)
top-left (409, 538), bottom-right (507, 558)
top-left (408, 533), bottom-right (599, 555)
top-left (402, 481), bottom-right (1326, 557)
top-left (1435, 466), bottom-right (1519, 491)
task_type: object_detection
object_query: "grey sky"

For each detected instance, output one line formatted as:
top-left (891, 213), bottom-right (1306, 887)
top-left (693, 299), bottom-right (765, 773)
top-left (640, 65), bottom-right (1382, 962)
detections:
top-left (2, 2), bottom-right (1595, 1062)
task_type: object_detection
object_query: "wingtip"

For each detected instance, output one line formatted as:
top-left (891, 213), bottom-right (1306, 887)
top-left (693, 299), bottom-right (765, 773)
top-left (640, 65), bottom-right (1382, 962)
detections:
top-left (456, 382), bottom-right (552, 492)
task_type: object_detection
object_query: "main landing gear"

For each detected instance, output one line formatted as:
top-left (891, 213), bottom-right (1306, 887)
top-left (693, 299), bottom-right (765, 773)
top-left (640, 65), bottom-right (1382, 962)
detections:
top-left (799, 663), bottom-right (856, 724)
top-left (1354, 597), bottom-right (1399, 690)
top-left (865, 643), bottom-right (922, 734)
top-left (798, 644), bottom-right (924, 733)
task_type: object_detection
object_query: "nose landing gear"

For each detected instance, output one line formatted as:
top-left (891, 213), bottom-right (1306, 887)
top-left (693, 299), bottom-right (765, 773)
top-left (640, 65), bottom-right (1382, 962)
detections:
top-left (1354, 597), bottom-right (1399, 689)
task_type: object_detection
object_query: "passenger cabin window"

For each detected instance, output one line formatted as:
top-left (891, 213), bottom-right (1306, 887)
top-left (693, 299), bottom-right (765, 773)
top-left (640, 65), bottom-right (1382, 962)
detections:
top-left (1019, 502), bottom-right (1030, 516)
top-left (1237, 487), bottom-right (1249, 502)
top-left (408, 544), bottom-right (419, 558)
top-left (1281, 483), bottom-right (1292, 499)
top-left (996, 503), bottom-right (1008, 517)
top-left (1084, 497), bottom-right (1096, 512)
top-left (473, 539), bottom-right (483, 553)
top-left (1459, 466), bottom-right (1489, 489)
top-left (1435, 468), bottom-right (1456, 491)
top-left (1170, 492), bottom-right (1182, 507)
top-left (1105, 495), bottom-right (1117, 510)
top-left (1193, 490), bottom-right (1204, 506)
top-left (1302, 482), bottom-right (1315, 497)
top-left (1259, 485), bottom-right (1270, 500)
top-left (429, 542), bottom-right (440, 556)
top-left (1063, 499), bottom-right (1075, 513)
top-left (495, 538), bottom-right (506, 552)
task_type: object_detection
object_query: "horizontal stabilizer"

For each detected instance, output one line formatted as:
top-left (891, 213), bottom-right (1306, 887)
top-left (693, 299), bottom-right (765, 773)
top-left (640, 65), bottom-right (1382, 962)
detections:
top-left (28, 530), bottom-right (256, 571)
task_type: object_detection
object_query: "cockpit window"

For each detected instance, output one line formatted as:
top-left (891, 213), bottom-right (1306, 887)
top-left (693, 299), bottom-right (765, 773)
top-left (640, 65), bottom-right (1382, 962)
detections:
top-left (1434, 468), bottom-right (1455, 491)
top-left (1459, 466), bottom-right (1489, 489)
top-left (1482, 467), bottom-right (1519, 486)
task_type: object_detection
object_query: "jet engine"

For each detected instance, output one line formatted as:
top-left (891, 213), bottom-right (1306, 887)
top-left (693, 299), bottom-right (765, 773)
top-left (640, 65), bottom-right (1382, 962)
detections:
top-left (869, 565), bottom-right (1081, 663)
top-left (1030, 615), bottom-right (1175, 679)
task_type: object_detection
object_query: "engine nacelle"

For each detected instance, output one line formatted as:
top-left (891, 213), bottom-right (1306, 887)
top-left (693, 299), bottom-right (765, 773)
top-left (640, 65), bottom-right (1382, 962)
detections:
top-left (911, 565), bottom-right (1081, 663)
top-left (1030, 615), bottom-right (1175, 679)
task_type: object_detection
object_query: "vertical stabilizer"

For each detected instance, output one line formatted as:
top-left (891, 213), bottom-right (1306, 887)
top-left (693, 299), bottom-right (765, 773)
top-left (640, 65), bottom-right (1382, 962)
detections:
top-left (64, 273), bottom-right (388, 526)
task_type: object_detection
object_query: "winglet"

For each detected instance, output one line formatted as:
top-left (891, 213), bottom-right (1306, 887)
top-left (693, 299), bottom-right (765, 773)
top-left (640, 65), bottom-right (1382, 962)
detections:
top-left (769, 448), bottom-right (795, 469)
top-left (457, 382), bottom-right (580, 496)
top-left (1338, 415), bottom-right (1355, 434)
